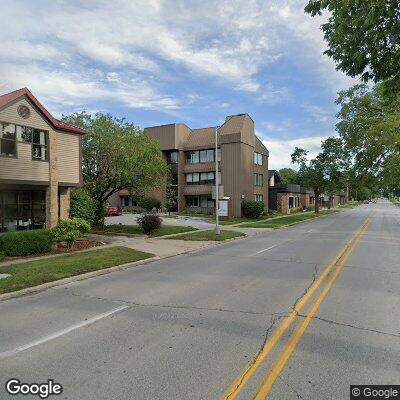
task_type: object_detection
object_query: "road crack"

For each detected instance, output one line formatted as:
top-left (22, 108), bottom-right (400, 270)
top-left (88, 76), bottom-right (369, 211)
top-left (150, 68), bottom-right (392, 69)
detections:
top-left (277, 376), bottom-right (306, 399)
top-left (297, 314), bottom-right (400, 338)
top-left (61, 288), bottom-right (281, 316)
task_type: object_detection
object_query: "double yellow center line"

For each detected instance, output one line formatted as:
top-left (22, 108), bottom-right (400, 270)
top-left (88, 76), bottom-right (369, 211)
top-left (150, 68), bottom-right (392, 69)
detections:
top-left (221, 213), bottom-right (373, 400)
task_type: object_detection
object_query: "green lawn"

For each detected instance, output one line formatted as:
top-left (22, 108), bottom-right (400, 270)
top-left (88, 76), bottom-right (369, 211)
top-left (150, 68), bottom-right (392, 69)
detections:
top-left (99, 225), bottom-right (198, 236)
top-left (167, 229), bottom-right (246, 241)
top-left (0, 246), bottom-right (153, 294)
top-left (240, 210), bottom-right (337, 228)
top-left (340, 201), bottom-right (360, 209)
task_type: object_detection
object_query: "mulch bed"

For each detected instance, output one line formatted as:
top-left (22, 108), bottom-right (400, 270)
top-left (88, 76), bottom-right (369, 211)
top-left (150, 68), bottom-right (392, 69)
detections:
top-left (53, 239), bottom-right (103, 254)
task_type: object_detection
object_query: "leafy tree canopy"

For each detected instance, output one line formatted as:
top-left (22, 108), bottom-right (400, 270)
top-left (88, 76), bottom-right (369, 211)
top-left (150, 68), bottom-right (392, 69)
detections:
top-left (278, 168), bottom-right (299, 185)
top-left (62, 112), bottom-right (168, 223)
top-left (335, 83), bottom-right (400, 187)
top-left (305, 0), bottom-right (400, 83)
top-left (291, 137), bottom-right (350, 212)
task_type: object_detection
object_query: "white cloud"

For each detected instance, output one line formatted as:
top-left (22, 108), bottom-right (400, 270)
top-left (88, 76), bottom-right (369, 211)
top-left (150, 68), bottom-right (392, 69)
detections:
top-left (0, 0), bottom-right (356, 112)
top-left (263, 135), bottom-right (330, 170)
top-left (0, 64), bottom-right (179, 115)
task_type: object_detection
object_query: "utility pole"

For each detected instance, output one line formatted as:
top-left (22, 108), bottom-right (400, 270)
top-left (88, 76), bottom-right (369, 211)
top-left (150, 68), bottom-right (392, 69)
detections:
top-left (215, 126), bottom-right (220, 235)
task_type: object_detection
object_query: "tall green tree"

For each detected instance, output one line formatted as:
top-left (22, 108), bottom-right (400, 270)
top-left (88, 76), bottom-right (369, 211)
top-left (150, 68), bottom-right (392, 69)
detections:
top-left (291, 138), bottom-right (349, 213)
top-left (278, 168), bottom-right (299, 185)
top-left (62, 112), bottom-right (168, 224)
top-left (305, 0), bottom-right (400, 83)
top-left (335, 83), bottom-right (400, 187)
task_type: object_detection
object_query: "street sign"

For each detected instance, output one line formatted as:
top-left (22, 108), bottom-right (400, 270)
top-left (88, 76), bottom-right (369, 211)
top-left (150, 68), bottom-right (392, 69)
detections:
top-left (219, 199), bottom-right (228, 217)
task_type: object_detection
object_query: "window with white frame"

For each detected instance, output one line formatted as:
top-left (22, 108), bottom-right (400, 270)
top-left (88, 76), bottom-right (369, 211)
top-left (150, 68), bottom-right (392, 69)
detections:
top-left (254, 194), bottom-right (263, 202)
top-left (254, 152), bottom-right (263, 165)
top-left (254, 173), bottom-right (263, 186)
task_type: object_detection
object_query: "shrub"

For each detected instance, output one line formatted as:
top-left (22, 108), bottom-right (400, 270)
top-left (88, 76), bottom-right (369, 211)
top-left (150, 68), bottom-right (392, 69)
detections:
top-left (0, 251), bottom-right (5, 261)
top-left (0, 230), bottom-right (55, 257)
top-left (70, 189), bottom-right (97, 225)
top-left (51, 218), bottom-right (91, 248)
top-left (242, 200), bottom-right (264, 219)
top-left (138, 197), bottom-right (161, 212)
top-left (137, 214), bottom-right (162, 235)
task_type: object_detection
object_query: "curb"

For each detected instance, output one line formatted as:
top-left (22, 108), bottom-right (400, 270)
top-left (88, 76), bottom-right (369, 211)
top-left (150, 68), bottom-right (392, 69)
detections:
top-left (0, 256), bottom-right (159, 302)
top-left (0, 232), bottom-right (252, 302)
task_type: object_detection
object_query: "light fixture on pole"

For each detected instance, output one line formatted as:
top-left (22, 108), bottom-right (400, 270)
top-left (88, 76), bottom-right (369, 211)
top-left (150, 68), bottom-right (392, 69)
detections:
top-left (215, 126), bottom-right (220, 235)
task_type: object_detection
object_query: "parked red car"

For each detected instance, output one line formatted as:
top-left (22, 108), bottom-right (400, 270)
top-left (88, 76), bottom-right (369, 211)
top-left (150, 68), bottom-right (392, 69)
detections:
top-left (106, 206), bottom-right (122, 216)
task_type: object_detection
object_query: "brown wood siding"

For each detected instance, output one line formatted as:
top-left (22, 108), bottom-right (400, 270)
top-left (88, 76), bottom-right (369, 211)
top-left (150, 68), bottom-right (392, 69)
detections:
top-left (220, 142), bottom-right (242, 216)
top-left (57, 132), bottom-right (80, 184)
top-left (146, 124), bottom-right (176, 150)
top-left (184, 162), bottom-right (217, 173)
top-left (183, 185), bottom-right (213, 195)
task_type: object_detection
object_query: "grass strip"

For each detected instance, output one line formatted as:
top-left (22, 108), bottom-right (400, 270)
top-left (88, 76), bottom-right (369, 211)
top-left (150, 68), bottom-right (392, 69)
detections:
top-left (100, 225), bottom-right (198, 236)
top-left (0, 246), bottom-right (153, 294)
top-left (166, 230), bottom-right (245, 241)
top-left (240, 210), bottom-right (337, 228)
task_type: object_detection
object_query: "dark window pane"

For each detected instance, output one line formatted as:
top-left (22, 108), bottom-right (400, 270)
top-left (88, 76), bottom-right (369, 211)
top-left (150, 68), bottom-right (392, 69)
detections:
top-left (3, 191), bottom-right (18, 204)
top-left (4, 204), bottom-right (18, 218)
top-left (32, 191), bottom-right (46, 204)
top-left (0, 139), bottom-right (16, 157)
top-left (33, 130), bottom-right (48, 145)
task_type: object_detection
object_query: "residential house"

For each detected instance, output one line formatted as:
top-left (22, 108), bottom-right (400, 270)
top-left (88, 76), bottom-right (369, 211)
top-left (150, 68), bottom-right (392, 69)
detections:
top-left (0, 88), bottom-right (86, 232)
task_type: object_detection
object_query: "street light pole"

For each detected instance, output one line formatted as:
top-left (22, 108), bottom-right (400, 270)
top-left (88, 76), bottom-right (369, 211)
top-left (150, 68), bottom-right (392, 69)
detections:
top-left (215, 126), bottom-right (220, 235)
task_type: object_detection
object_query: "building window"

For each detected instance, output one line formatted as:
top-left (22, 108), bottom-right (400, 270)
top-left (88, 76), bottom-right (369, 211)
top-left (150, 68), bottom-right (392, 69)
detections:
top-left (289, 196), bottom-right (294, 208)
top-left (0, 190), bottom-right (46, 232)
top-left (186, 149), bottom-right (216, 164)
top-left (254, 194), bottom-right (263, 202)
top-left (186, 171), bottom-right (220, 185)
top-left (32, 129), bottom-right (48, 161)
top-left (254, 152), bottom-right (263, 165)
top-left (217, 148), bottom-right (221, 161)
top-left (186, 195), bottom-right (215, 208)
top-left (0, 122), bottom-right (48, 160)
top-left (0, 123), bottom-right (17, 157)
top-left (186, 196), bottom-right (199, 207)
top-left (254, 173), bottom-right (263, 186)
top-left (169, 151), bottom-right (178, 164)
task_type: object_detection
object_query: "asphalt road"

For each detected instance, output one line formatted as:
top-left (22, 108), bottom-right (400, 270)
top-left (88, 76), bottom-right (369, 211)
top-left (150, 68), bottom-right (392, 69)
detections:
top-left (0, 200), bottom-right (399, 399)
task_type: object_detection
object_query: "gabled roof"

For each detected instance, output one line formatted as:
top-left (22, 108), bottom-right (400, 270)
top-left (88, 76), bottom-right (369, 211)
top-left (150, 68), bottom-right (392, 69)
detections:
top-left (0, 87), bottom-right (87, 135)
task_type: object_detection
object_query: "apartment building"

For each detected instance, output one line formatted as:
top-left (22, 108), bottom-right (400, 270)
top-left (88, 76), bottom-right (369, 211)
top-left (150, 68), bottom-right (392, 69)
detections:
top-left (112, 114), bottom-right (269, 217)
top-left (0, 88), bottom-right (86, 232)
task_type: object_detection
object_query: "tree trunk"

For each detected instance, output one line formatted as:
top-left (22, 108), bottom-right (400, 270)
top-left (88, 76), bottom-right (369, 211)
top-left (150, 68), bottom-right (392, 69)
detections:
top-left (95, 199), bottom-right (106, 227)
top-left (314, 190), bottom-right (320, 214)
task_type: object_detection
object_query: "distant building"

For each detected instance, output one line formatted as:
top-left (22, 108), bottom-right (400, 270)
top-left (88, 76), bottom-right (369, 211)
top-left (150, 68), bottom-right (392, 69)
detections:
top-left (268, 170), bottom-right (281, 187)
top-left (269, 184), bottom-right (314, 214)
top-left (109, 114), bottom-right (269, 217)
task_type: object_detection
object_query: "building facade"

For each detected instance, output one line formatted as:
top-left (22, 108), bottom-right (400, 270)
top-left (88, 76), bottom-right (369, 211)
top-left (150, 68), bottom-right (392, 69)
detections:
top-left (269, 184), bottom-right (315, 214)
top-left (0, 88), bottom-right (86, 232)
top-left (110, 114), bottom-right (269, 217)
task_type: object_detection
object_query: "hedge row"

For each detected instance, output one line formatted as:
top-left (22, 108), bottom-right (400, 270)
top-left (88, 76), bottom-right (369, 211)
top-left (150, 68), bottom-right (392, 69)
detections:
top-left (0, 230), bottom-right (55, 257)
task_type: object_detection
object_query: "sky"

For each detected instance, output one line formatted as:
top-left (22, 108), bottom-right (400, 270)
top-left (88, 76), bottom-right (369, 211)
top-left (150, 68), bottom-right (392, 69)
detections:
top-left (0, 0), bottom-right (357, 169)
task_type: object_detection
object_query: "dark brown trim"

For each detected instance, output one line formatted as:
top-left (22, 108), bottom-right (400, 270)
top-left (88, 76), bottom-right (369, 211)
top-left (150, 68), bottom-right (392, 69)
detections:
top-left (0, 179), bottom-right (49, 186)
top-left (58, 182), bottom-right (82, 187)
